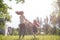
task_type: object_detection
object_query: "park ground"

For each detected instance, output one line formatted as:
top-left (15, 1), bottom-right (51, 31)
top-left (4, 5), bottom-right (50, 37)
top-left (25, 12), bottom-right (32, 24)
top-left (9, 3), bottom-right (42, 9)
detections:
top-left (0, 35), bottom-right (60, 40)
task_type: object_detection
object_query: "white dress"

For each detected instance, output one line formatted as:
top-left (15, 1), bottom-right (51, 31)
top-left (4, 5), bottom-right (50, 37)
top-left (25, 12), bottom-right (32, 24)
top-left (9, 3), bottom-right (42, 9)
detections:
top-left (19, 15), bottom-right (26, 35)
top-left (20, 15), bottom-right (26, 24)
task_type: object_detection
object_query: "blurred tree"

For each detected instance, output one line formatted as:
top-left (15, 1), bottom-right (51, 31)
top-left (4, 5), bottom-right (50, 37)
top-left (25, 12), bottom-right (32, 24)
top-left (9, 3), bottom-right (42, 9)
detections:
top-left (56, 0), bottom-right (60, 35)
top-left (50, 13), bottom-right (57, 25)
top-left (40, 18), bottom-right (42, 25)
top-left (44, 16), bottom-right (48, 24)
top-left (50, 13), bottom-right (57, 34)
top-left (57, 12), bottom-right (60, 28)
top-left (44, 16), bottom-right (49, 34)
top-left (57, 0), bottom-right (60, 28)
top-left (9, 0), bottom-right (25, 4)
top-left (12, 28), bottom-right (18, 35)
top-left (0, 0), bottom-right (24, 29)
top-left (57, 0), bottom-right (60, 8)
top-left (0, 0), bottom-right (11, 29)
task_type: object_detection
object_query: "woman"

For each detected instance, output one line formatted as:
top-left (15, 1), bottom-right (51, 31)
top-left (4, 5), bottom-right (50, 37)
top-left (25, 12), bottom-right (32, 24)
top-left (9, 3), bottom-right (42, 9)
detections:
top-left (16, 11), bottom-right (26, 39)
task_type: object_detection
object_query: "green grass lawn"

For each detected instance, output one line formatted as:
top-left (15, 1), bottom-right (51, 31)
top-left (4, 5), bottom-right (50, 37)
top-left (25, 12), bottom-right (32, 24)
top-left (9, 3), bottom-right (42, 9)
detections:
top-left (0, 35), bottom-right (60, 40)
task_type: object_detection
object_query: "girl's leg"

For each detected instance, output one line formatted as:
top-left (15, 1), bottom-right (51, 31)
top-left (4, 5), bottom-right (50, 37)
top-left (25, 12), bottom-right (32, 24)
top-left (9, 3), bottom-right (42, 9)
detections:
top-left (22, 34), bottom-right (25, 38)
top-left (19, 35), bottom-right (21, 40)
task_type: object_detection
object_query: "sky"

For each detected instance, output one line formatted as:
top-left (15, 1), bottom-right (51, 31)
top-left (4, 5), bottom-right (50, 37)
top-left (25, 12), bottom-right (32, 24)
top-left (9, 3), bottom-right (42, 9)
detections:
top-left (4, 0), bottom-right (56, 28)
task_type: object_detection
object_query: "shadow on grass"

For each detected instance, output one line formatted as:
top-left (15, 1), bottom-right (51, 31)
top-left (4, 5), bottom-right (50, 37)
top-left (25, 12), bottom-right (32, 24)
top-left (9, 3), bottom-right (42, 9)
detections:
top-left (15, 37), bottom-right (39, 40)
top-left (31, 37), bottom-right (39, 40)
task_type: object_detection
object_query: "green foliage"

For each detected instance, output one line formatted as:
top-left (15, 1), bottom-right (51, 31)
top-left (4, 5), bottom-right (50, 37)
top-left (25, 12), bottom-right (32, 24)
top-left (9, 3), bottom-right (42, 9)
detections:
top-left (15, 0), bottom-right (25, 4)
top-left (12, 28), bottom-right (18, 35)
top-left (0, 0), bottom-right (24, 29)
top-left (56, 28), bottom-right (60, 35)
top-left (9, 0), bottom-right (25, 4)
top-left (0, 0), bottom-right (11, 29)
